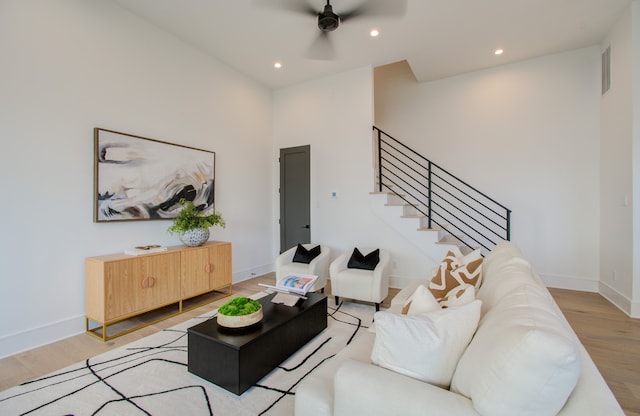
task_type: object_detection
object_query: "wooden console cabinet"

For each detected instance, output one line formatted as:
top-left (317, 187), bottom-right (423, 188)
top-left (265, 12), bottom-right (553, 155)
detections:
top-left (85, 241), bottom-right (232, 341)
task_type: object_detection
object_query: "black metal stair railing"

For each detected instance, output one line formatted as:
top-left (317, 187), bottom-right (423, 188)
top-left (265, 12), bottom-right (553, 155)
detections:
top-left (373, 126), bottom-right (511, 254)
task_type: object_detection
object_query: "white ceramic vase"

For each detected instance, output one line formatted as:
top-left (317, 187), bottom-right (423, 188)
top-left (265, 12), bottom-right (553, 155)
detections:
top-left (179, 227), bottom-right (210, 247)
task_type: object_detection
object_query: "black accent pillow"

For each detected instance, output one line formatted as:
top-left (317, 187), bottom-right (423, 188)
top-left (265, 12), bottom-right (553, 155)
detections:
top-left (292, 244), bottom-right (321, 264)
top-left (347, 248), bottom-right (380, 270)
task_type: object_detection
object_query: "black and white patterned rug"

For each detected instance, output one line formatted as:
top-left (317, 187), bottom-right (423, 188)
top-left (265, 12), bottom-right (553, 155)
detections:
top-left (0, 295), bottom-right (374, 416)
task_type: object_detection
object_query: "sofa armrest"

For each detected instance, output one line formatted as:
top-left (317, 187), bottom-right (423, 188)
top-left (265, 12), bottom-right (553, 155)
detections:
top-left (334, 360), bottom-right (480, 416)
top-left (307, 246), bottom-right (330, 273)
top-left (329, 251), bottom-right (351, 276)
top-left (275, 246), bottom-right (297, 280)
top-left (307, 246), bottom-right (330, 291)
top-left (389, 279), bottom-right (430, 307)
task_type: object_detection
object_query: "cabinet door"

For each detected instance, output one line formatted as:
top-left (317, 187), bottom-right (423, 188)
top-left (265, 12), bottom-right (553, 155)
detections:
top-left (181, 246), bottom-right (214, 299)
top-left (181, 243), bottom-right (232, 299)
top-left (143, 252), bottom-right (181, 308)
top-left (209, 243), bottom-right (232, 290)
top-left (103, 253), bottom-right (181, 321)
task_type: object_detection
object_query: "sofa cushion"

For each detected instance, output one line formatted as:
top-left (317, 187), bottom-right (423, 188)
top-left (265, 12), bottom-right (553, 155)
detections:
top-left (429, 250), bottom-right (483, 301)
top-left (476, 259), bottom-right (537, 313)
top-left (481, 240), bottom-right (531, 282)
top-left (371, 300), bottom-right (482, 389)
top-left (347, 248), bottom-right (380, 270)
top-left (292, 243), bottom-right (321, 264)
top-left (451, 286), bottom-right (581, 416)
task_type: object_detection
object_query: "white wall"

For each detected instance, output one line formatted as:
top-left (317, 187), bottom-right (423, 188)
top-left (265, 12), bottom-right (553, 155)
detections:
top-left (272, 67), bottom-right (436, 286)
top-left (374, 48), bottom-right (602, 291)
top-left (600, 4), bottom-right (635, 315)
top-left (633, 0), bottom-right (640, 315)
top-left (0, 0), bottom-right (274, 358)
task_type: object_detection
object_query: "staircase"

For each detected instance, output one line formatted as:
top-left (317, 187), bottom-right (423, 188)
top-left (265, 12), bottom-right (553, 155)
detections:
top-left (371, 126), bottom-right (511, 258)
top-left (369, 191), bottom-right (461, 262)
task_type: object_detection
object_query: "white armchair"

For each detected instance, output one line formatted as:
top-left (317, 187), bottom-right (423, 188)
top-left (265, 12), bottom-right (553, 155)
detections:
top-left (330, 248), bottom-right (391, 311)
top-left (275, 244), bottom-right (330, 293)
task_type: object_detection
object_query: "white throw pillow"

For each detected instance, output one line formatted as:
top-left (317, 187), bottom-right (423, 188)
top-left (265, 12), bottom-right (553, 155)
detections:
top-left (402, 284), bottom-right (441, 315)
top-left (371, 300), bottom-right (482, 389)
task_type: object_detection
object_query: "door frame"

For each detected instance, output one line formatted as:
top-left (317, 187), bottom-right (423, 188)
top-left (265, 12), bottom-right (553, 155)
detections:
top-left (279, 145), bottom-right (311, 253)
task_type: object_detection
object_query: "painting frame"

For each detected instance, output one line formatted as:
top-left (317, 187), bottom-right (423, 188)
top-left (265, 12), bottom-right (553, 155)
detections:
top-left (94, 128), bottom-right (215, 223)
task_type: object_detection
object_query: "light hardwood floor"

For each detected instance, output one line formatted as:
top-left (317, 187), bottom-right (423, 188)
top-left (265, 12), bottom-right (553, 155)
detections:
top-left (549, 287), bottom-right (640, 416)
top-left (1, 275), bottom-right (638, 415)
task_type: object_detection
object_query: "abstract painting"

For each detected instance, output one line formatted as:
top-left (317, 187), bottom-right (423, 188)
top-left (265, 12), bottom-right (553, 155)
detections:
top-left (94, 128), bottom-right (215, 222)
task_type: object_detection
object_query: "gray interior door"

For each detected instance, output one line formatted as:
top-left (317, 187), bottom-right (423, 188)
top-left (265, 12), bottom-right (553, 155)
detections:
top-left (280, 145), bottom-right (310, 253)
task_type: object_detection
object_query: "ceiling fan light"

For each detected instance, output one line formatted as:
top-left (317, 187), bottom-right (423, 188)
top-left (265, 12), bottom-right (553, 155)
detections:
top-left (318, 3), bottom-right (339, 32)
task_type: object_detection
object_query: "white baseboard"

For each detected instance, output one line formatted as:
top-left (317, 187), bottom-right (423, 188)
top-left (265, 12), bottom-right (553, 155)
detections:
top-left (0, 314), bottom-right (85, 360)
top-left (598, 281), bottom-right (639, 318)
top-left (233, 263), bottom-right (274, 284)
top-left (0, 267), bottom-right (277, 360)
top-left (530, 273), bottom-right (639, 318)
top-left (539, 272), bottom-right (599, 292)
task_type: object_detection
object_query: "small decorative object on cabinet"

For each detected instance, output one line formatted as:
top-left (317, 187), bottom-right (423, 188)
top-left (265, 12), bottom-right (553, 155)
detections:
top-left (167, 199), bottom-right (225, 247)
top-left (85, 241), bottom-right (232, 341)
top-left (180, 227), bottom-right (210, 247)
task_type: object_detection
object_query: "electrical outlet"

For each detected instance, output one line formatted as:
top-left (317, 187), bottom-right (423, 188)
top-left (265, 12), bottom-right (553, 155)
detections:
top-left (612, 270), bottom-right (617, 281)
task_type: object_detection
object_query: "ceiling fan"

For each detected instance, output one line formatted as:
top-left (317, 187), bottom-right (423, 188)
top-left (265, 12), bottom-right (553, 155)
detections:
top-left (255, 0), bottom-right (407, 60)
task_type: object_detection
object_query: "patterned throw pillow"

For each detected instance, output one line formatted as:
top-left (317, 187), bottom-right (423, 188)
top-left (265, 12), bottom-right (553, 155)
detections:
top-left (429, 249), bottom-right (483, 301)
top-left (440, 283), bottom-right (476, 309)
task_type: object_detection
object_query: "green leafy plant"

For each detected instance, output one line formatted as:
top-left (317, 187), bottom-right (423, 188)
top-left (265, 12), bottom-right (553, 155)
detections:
top-left (218, 297), bottom-right (261, 316)
top-left (167, 199), bottom-right (225, 235)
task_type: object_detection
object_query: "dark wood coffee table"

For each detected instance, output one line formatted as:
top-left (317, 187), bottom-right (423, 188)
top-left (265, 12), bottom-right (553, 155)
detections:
top-left (187, 292), bottom-right (327, 395)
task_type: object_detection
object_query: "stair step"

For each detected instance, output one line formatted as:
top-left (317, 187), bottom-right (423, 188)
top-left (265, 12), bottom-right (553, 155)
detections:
top-left (417, 227), bottom-right (440, 232)
top-left (436, 234), bottom-right (464, 245)
top-left (369, 192), bottom-right (475, 262)
top-left (459, 246), bottom-right (476, 255)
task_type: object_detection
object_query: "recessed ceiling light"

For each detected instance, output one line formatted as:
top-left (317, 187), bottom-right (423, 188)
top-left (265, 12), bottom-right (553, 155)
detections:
top-left (494, 49), bottom-right (504, 55)
top-left (274, 62), bottom-right (282, 69)
top-left (370, 29), bottom-right (379, 37)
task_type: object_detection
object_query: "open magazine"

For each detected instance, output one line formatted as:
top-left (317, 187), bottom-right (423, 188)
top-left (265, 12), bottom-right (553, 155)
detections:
top-left (260, 272), bottom-right (319, 296)
top-left (278, 273), bottom-right (319, 295)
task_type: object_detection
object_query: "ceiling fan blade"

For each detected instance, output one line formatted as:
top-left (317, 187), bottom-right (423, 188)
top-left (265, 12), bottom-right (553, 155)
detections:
top-left (252, 0), bottom-right (317, 17)
top-left (340, 0), bottom-right (408, 22)
top-left (305, 31), bottom-right (335, 60)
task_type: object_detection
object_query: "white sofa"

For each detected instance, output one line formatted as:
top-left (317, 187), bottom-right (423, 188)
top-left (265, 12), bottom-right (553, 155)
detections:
top-left (295, 241), bottom-right (624, 416)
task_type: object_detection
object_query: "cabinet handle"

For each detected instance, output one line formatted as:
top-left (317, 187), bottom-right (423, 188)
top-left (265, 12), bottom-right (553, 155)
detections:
top-left (141, 276), bottom-right (155, 288)
top-left (204, 264), bottom-right (214, 273)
